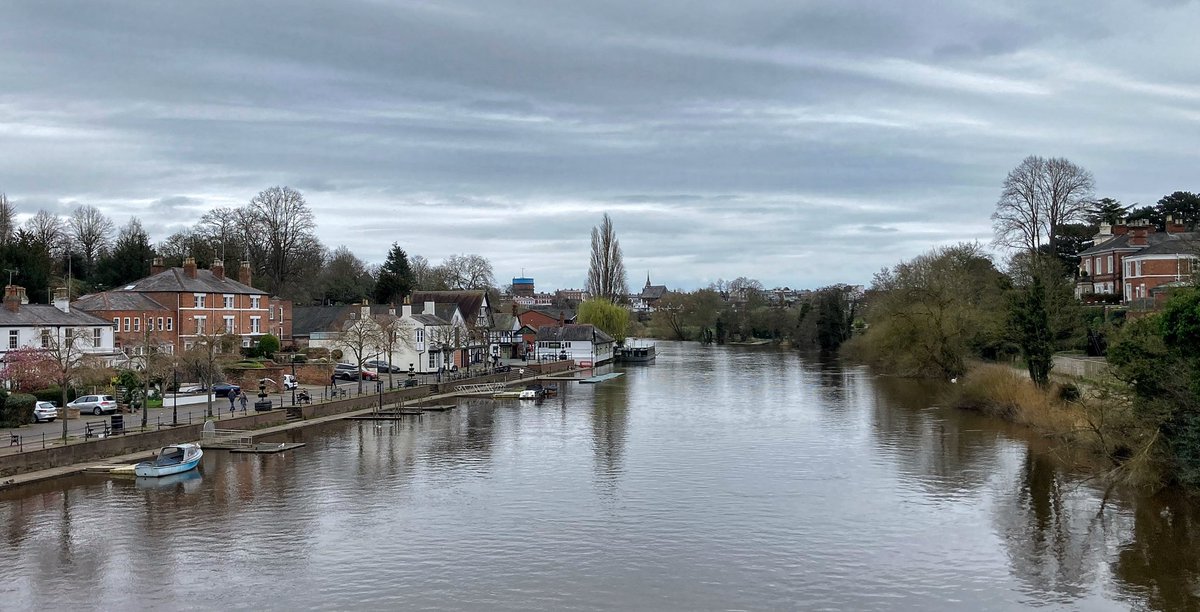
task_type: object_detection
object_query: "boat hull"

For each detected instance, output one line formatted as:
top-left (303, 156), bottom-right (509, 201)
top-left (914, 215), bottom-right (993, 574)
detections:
top-left (134, 444), bottom-right (203, 478)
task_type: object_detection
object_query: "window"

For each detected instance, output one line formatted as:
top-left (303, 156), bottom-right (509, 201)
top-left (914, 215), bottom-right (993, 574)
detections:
top-left (8, 330), bottom-right (17, 349)
top-left (133, 317), bottom-right (140, 332)
top-left (93, 328), bottom-right (101, 348)
top-left (157, 317), bottom-right (164, 331)
top-left (195, 316), bottom-right (206, 335)
top-left (1136, 261), bottom-right (1143, 277)
top-left (224, 295), bottom-right (234, 308)
top-left (224, 316), bottom-right (235, 333)
top-left (40, 329), bottom-right (51, 348)
top-left (1125, 261), bottom-right (1131, 277)
top-left (1107, 255), bottom-right (1113, 275)
top-left (113, 317), bottom-right (119, 330)
top-left (166, 317), bottom-right (173, 331)
top-left (415, 328), bottom-right (424, 344)
top-left (194, 294), bottom-right (206, 308)
top-left (251, 296), bottom-right (261, 309)
top-left (1125, 283), bottom-right (1131, 298)
top-left (123, 317), bottom-right (131, 332)
top-left (429, 352), bottom-right (437, 368)
top-left (250, 316), bottom-right (261, 333)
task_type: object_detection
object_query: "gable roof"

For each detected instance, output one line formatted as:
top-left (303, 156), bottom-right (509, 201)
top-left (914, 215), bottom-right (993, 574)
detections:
top-left (639, 285), bottom-right (668, 300)
top-left (73, 292), bottom-right (171, 312)
top-left (0, 304), bottom-right (114, 328)
top-left (523, 306), bottom-right (576, 323)
top-left (410, 313), bottom-right (450, 326)
top-left (292, 306), bottom-right (352, 336)
top-left (535, 324), bottom-right (615, 344)
top-left (124, 267), bottom-right (267, 295)
top-left (411, 291), bottom-right (488, 327)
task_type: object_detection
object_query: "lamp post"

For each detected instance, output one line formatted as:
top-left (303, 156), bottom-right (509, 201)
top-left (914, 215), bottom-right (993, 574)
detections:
top-left (172, 367), bottom-right (178, 426)
top-left (290, 359), bottom-right (297, 406)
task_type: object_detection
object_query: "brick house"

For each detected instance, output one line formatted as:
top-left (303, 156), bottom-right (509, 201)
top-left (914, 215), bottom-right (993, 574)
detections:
top-left (71, 291), bottom-right (175, 354)
top-left (75, 257), bottom-right (291, 354)
top-left (1077, 218), bottom-right (1197, 306)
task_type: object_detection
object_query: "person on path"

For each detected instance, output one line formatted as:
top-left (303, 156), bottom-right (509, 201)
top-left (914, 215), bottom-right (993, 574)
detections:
top-left (239, 391), bottom-right (248, 411)
top-left (228, 388), bottom-right (237, 413)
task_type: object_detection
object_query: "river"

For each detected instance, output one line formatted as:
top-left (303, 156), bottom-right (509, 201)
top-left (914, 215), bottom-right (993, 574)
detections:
top-left (1, 342), bottom-right (1198, 611)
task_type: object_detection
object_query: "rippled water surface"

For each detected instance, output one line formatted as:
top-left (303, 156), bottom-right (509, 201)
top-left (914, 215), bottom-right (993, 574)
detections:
top-left (3, 343), bottom-right (1199, 610)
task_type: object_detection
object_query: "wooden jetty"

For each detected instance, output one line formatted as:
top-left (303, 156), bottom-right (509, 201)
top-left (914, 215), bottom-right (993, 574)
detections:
top-left (579, 372), bottom-right (625, 384)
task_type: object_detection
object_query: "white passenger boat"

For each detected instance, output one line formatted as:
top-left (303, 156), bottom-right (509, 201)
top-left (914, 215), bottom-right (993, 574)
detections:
top-left (134, 443), bottom-right (203, 478)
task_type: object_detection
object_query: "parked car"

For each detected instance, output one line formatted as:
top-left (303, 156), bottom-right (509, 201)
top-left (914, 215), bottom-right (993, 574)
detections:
top-left (212, 383), bottom-right (241, 398)
top-left (33, 401), bottom-right (58, 423)
top-left (334, 363), bottom-right (378, 381)
top-left (178, 384), bottom-right (206, 393)
top-left (68, 395), bottom-right (119, 416)
top-left (366, 360), bottom-right (403, 373)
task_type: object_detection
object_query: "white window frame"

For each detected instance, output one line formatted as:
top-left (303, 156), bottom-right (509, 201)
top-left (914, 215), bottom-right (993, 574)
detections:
top-left (7, 330), bottom-right (17, 349)
top-left (122, 317), bottom-right (130, 332)
top-left (166, 317), bottom-right (173, 331)
top-left (250, 316), bottom-right (261, 333)
top-left (93, 328), bottom-right (102, 348)
top-left (194, 293), bottom-right (206, 308)
top-left (251, 296), bottom-right (261, 309)
top-left (224, 315), bottom-right (235, 333)
top-left (133, 317), bottom-right (140, 333)
top-left (157, 317), bottom-right (164, 331)
top-left (195, 316), bottom-right (206, 335)
top-left (224, 294), bottom-right (235, 309)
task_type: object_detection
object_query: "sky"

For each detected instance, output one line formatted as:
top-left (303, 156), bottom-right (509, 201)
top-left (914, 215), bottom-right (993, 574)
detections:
top-left (2, 0), bottom-right (1199, 292)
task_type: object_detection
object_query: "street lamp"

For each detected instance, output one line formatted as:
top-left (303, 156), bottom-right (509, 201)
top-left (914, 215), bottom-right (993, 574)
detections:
top-left (290, 358), bottom-right (297, 406)
top-left (172, 367), bottom-right (179, 426)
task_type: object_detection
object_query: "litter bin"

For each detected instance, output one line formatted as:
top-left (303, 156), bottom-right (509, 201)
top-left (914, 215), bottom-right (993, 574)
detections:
top-left (254, 400), bottom-right (273, 412)
top-left (110, 414), bottom-right (125, 434)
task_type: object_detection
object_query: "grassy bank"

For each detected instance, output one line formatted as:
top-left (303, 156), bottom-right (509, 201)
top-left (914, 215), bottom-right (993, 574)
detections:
top-left (944, 363), bottom-right (1166, 488)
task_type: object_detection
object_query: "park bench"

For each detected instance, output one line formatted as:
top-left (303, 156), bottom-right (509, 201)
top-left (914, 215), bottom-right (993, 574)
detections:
top-left (9, 432), bottom-right (19, 446)
top-left (84, 421), bottom-right (110, 439)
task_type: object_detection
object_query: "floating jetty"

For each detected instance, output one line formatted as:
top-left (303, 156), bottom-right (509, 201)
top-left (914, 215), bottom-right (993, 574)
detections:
top-left (579, 373), bottom-right (624, 384)
top-left (230, 442), bottom-right (306, 454)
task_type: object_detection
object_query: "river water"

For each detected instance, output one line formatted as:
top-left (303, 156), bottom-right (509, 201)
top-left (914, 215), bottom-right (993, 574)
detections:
top-left (1, 342), bottom-right (1198, 611)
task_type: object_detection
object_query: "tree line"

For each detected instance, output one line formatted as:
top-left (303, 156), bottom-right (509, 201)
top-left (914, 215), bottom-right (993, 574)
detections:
top-left (0, 188), bottom-right (497, 305)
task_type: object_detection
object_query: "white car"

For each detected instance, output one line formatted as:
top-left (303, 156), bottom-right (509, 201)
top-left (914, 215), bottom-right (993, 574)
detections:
top-left (67, 395), bottom-right (119, 416)
top-left (33, 401), bottom-right (58, 423)
top-left (282, 374), bottom-right (299, 390)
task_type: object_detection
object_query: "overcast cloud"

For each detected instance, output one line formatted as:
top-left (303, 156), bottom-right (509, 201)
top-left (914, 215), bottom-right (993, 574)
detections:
top-left (2, 0), bottom-right (1198, 290)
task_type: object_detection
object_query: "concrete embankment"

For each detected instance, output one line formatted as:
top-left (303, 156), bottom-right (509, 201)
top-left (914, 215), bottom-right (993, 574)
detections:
top-left (0, 362), bottom-right (579, 489)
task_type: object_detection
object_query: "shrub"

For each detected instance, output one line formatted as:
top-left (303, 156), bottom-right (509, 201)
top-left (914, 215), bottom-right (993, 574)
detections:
top-left (1056, 383), bottom-right (1082, 403)
top-left (291, 354), bottom-right (307, 363)
top-left (31, 387), bottom-right (78, 405)
top-left (0, 393), bottom-right (37, 427)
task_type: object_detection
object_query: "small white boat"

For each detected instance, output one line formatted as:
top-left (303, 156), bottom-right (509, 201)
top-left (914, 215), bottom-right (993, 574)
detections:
top-left (518, 384), bottom-right (546, 400)
top-left (135, 443), bottom-right (203, 478)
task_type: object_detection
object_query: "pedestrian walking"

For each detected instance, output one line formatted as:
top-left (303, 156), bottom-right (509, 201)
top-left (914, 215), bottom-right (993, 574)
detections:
top-left (228, 388), bottom-right (237, 413)
top-left (239, 392), bottom-right (248, 412)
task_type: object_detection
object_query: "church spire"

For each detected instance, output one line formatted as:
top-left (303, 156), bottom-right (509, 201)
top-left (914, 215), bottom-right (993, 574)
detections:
top-left (645, 272), bottom-right (651, 288)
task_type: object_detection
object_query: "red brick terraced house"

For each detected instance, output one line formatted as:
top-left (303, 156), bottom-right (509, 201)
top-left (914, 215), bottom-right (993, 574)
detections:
top-left (74, 257), bottom-right (293, 355)
top-left (1076, 218), bottom-right (1198, 307)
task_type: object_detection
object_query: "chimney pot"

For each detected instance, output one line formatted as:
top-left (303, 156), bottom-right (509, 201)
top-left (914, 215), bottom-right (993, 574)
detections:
top-left (211, 260), bottom-right (225, 280)
top-left (53, 288), bottom-right (70, 313)
top-left (3, 285), bottom-right (23, 313)
top-left (183, 257), bottom-right (198, 279)
top-left (151, 257), bottom-right (165, 275)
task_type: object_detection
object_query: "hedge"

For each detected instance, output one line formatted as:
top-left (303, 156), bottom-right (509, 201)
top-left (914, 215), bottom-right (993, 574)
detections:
top-left (0, 393), bottom-right (38, 427)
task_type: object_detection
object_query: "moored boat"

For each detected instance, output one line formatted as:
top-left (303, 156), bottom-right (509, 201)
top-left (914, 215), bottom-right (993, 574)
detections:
top-left (518, 384), bottom-right (546, 399)
top-left (616, 341), bottom-right (656, 363)
top-left (134, 443), bottom-right (203, 478)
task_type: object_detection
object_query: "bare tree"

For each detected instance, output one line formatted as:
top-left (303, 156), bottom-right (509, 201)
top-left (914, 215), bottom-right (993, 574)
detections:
top-left (127, 314), bottom-right (174, 428)
top-left (411, 255), bottom-right (450, 291)
top-left (993, 155), bottom-right (1094, 254)
top-left (440, 254), bottom-right (495, 290)
top-left (198, 206), bottom-right (244, 266)
top-left (333, 306), bottom-right (385, 394)
top-left (24, 210), bottom-right (68, 256)
top-left (374, 309), bottom-right (417, 388)
top-left (242, 186), bottom-right (320, 297)
top-left (39, 325), bottom-right (94, 441)
top-left (0, 193), bottom-right (16, 247)
top-left (180, 332), bottom-right (237, 418)
top-left (69, 204), bottom-right (115, 275)
top-left (586, 213), bottom-right (628, 303)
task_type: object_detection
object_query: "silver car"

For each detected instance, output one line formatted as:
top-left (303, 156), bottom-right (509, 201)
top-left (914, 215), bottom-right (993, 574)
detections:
top-left (33, 401), bottom-right (58, 423)
top-left (67, 395), bottom-right (119, 416)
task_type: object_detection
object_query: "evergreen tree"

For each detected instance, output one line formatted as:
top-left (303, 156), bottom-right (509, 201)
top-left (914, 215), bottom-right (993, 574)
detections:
top-left (96, 218), bottom-right (154, 288)
top-left (374, 243), bottom-right (414, 305)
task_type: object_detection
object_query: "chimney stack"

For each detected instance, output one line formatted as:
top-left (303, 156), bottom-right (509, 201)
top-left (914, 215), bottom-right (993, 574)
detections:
top-left (212, 259), bottom-right (225, 280)
top-left (53, 288), bottom-right (69, 313)
top-left (1130, 226), bottom-right (1151, 247)
top-left (239, 260), bottom-right (252, 285)
top-left (150, 256), bottom-right (165, 275)
top-left (183, 257), bottom-right (198, 279)
top-left (511, 302), bottom-right (518, 316)
top-left (4, 285), bottom-right (25, 313)
top-left (558, 311), bottom-right (565, 327)
top-left (1113, 223), bottom-right (1129, 236)
top-left (1166, 215), bottom-right (1187, 234)
top-left (424, 301), bottom-right (436, 317)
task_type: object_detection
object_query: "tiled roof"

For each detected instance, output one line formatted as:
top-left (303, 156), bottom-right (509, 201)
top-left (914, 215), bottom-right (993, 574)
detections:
top-left (411, 291), bottom-right (487, 326)
top-left (535, 324), bottom-right (615, 343)
top-left (1125, 233), bottom-right (1200, 257)
top-left (639, 285), bottom-right (668, 300)
top-left (0, 304), bottom-right (114, 328)
top-left (292, 306), bottom-right (352, 336)
top-left (410, 313), bottom-right (449, 326)
top-left (124, 267), bottom-right (266, 295)
top-left (1078, 231), bottom-right (1200, 257)
top-left (73, 292), bottom-right (170, 312)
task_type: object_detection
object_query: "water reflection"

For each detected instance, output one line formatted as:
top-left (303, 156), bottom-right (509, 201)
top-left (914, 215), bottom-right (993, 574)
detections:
top-left (3, 343), bottom-right (1200, 611)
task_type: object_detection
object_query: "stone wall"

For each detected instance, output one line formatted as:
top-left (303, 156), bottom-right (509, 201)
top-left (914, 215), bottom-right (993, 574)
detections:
top-left (1052, 354), bottom-right (1110, 379)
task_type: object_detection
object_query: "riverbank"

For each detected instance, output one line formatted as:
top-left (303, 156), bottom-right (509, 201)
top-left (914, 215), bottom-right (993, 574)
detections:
top-left (944, 362), bottom-right (1164, 487)
top-left (0, 365), bottom-right (579, 490)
